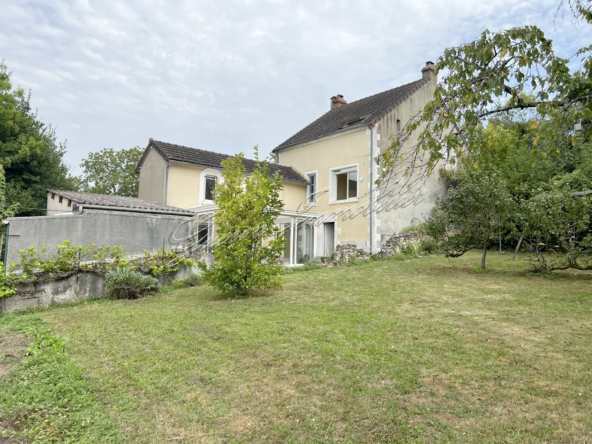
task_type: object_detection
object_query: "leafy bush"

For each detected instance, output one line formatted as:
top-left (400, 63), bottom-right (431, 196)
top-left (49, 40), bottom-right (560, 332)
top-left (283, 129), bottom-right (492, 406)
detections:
top-left (0, 263), bottom-right (17, 298)
top-left (199, 149), bottom-right (285, 296)
top-left (419, 238), bottom-right (441, 254)
top-left (9, 241), bottom-right (195, 283)
top-left (139, 247), bottom-right (195, 276)
top-left (12, 241), bottom-right (132, 278)
top-left (401, 243), bottom-right (419, 257)
top-left (182, 273), bottom-right (202, 287)
top-left (169, 274), bottom-right (202, 290)
top-left (105, 268), bottom-right (160, 300)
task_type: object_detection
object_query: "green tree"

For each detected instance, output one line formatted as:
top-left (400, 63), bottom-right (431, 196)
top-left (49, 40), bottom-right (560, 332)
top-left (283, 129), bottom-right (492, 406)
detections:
top-left (0, 60), bottom-right (76, 215)
top-left (79, 147), bottom-right (143, 197)
top-left (0, 165), bottom-right (19, 221)
top-left (198, 148), bottom-right (285, 296)
top-left (425, 169), bottom-right (515, 269)
top-left (522, 190), bottom-right (592, 271)
top-left (378, 2), bottom-right (592, 180)
top-left (426, 111), bottom-right (592, 270)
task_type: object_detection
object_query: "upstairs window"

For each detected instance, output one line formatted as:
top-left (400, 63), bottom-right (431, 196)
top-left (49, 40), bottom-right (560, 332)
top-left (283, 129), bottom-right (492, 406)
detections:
top-left (204, 175), bottom-right (217, 201)
top-left (306, 172), bottom-right (317, 204)
top-left (333, 166), bottom-right (358, 202)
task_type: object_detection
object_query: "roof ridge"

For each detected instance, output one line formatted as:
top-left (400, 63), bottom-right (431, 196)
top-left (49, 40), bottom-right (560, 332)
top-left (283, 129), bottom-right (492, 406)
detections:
top-left (272, 77), bottom-right (429, 152)
top-left (152, 139), bottom-right (275, 165)
top-left (139, 140), bottom-right (309, 185)
top-left (339, 78), bottom-right (425, 108)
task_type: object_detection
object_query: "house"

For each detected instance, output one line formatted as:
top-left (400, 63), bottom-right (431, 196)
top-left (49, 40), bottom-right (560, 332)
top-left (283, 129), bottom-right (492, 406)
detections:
top-left (137, 62), bottom-right (446, 264)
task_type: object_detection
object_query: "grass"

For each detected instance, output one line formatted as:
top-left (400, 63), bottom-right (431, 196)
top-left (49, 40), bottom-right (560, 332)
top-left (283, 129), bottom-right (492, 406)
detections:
top-left (0, 316), bottom-right (121, 443)
top-left (1, 251), bottom-right (591, 443)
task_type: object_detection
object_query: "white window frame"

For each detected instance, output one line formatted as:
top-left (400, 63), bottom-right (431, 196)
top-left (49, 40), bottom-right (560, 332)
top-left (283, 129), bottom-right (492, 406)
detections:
top-left (305, 170), bottom-right (318, 205)
top-left (199, 168), bottom-right (223, 205)
top-left (329, 163), bottom-right (359, 204)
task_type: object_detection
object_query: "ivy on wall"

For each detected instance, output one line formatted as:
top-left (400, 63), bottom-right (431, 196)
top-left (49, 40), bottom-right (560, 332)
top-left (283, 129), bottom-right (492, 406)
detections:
top-left (0, 240), bottom-right (196, 298)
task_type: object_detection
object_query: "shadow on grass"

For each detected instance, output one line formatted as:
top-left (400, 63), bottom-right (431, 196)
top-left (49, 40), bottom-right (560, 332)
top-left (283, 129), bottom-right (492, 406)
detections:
top-left (422, 258), bottom-right (592, 282)
top-left (204, 288), bottom-right (278, 302)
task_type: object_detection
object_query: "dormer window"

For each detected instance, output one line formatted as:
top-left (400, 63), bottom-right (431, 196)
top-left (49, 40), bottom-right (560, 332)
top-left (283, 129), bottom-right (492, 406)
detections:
top-left (205, 175), bottom-right (217, 201)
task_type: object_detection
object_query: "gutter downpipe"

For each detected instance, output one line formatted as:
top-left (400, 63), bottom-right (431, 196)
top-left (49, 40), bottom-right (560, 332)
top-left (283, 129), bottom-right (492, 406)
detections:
top-left (164, 161), bottom-right (171, 205)
top-left (369, 123), bottom-right (375, 255)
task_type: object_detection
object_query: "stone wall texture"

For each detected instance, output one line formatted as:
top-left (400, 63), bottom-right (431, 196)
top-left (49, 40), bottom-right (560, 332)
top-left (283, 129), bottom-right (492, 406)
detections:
top-left (0, 264), bottom-right (202, 313)
top-left (379, 231), bottom-right (426, 257)
top-left (333, 231), bottom-right (428, 262)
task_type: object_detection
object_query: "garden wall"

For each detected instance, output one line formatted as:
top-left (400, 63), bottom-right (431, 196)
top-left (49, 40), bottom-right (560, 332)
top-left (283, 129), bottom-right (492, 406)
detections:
top-left (334, 231), bottom-right (428, 261)
top-left (5, 209), bottom-right (193, 267)
top-left (379, 231), bottom-right (426, 257)
top-left (0, 264), bottom-right (202, 313)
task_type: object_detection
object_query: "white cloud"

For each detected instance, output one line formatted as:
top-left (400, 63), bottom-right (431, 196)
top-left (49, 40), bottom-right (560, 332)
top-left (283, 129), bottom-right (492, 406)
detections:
top-left (1, 0), bottom-right (590, 173)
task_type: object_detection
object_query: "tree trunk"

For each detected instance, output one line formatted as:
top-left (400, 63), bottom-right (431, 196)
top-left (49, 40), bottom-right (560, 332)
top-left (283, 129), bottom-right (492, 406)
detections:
top-left (481, 247), bottom-right (488, 270)
top-left (512, 235), bottom-right (524, 261)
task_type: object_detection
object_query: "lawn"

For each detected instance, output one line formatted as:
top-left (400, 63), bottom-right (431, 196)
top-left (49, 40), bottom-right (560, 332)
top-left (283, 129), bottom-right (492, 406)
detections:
top-left (1, 251), bottom-right (592, 443)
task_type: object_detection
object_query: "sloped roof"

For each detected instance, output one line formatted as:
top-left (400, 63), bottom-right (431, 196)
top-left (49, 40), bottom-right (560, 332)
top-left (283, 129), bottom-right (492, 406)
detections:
top-left (46, 189), bottom-right (194, 215)
top-left (273, 78), bottom-right (428, 152)
top-left (137, 140), bottom-right (309, 185)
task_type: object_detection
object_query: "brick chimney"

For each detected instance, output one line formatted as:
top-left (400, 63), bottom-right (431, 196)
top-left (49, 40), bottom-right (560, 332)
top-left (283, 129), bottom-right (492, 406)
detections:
top-left (330, 94), bottom-right (347, 110)
top-left (421, 61), bottom-right (436, 81)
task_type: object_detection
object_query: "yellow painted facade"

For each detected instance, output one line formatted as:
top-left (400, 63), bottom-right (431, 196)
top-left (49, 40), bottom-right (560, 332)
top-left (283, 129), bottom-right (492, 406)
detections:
top-left (166, 163), bottom-right (204, 209)
top-left (278, 128), bottom-right (371, 243)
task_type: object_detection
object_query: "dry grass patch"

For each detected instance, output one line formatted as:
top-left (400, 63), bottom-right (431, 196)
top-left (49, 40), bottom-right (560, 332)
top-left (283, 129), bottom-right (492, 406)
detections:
top-left (0, 333), bottom-right (29, 380)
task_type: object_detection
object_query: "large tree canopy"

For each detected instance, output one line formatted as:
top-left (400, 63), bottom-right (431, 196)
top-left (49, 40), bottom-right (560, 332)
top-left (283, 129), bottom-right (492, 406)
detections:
top-left (0, 60), bottom-right (76, 216)
top-left (379, 1), bottom-right (592, 179)
top-left (78, 147), bottom-right (143, 197)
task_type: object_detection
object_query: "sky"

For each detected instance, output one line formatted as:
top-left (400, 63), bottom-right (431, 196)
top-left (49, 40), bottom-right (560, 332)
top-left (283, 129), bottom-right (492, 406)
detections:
top-left (1, 0), bottom-right (591, 174)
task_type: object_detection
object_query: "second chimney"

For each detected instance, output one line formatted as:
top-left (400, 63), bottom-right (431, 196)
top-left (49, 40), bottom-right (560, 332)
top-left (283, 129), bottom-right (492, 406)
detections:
top-left (421, 61), bottom-right (436, 81)
top-left (331, 94), bottom-right (347, 110)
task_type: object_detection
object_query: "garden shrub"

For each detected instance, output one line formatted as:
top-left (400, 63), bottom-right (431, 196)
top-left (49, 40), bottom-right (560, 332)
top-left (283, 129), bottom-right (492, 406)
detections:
top-left (105, 268), bottom-right (160, 300)
top-left (169, 274), bottom-right (202, 289)
top-left (182, 273), bottom-right (202, 287)
top-left (401, 243), bottom-right (419, 257)
top-left (419, 238), bottom-right (441, 254)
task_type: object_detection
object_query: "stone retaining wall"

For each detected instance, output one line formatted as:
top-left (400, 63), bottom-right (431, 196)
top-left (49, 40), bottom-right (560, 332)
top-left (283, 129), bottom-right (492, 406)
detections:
top-left (334, 244), bottom-right (372, 261)
top-left (332, 231), bottom-right (428, 262)
top-left (379, 231), bottom-right (426, 257)
top-left (0, 264), bottom-right (200, 313)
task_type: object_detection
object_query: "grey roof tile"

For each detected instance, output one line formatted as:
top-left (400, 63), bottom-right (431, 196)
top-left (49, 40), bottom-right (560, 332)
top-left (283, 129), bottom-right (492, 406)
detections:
top-left (138, 140), bottom-right (309, 185)
top-left (46, 190), bottom-right (194, 215)
top-left (273, 78), bottom-right (428, 152)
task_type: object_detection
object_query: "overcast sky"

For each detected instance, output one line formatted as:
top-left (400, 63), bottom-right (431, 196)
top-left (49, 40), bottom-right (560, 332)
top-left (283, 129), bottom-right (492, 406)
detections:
top-left (1, 0), bottom-right (590, 173)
